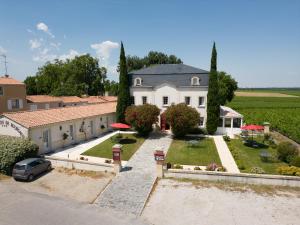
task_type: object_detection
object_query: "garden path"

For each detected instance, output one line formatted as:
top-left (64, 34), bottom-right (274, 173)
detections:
top-left (213, 135), bottom-right (240, 173)
top-left (95, 132), bottom-right (172, 216)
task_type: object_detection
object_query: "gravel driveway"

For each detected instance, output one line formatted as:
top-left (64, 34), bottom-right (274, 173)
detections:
top-left (142, 178), bottom-right (300, 225)
top-left (1, 168), bottom-right (113, 203)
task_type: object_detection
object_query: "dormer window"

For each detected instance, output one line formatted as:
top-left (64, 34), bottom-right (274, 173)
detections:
top-left (191, 76), bottom-right (200, 86)
top-left (134, 77), bottom-right (142, 86)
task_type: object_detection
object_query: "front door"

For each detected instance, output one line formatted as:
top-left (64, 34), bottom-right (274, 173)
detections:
top-left (69, 125), bottom-right (75, 142)
top-left (90, 120), bottom-right (94, 136)
top-left (42, 129), bottom-right (51, 151)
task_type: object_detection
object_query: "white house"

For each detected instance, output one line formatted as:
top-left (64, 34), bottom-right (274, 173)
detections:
top-left (0, 102), bottom-right (116, 154)
top-left (129, 64), bottom-right (243, 136)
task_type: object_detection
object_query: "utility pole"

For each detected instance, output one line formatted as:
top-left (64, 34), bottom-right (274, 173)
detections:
top-left (1, 54), bottom-right (8, 75)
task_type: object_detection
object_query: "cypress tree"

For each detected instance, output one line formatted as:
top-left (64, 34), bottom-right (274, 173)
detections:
top-left (116, 42), bottom-right (131, 123)
top-left (206, 42), bottom-right (220, 134)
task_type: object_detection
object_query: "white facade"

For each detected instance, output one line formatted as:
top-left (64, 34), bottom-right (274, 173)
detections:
top-left (0, 113), bottom-right (116, 154)
top-left (130, 83), bottom-right (208, 127)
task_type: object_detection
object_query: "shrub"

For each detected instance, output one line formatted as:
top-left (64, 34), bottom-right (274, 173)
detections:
top-left (166, 162), bottom-right (172, 169)
top-left (188, 127), bottom-right (207, 135)
top-left (277, 142), bottom-right (298, 163)
top-left (223, 135), bottom-right (230, 142)
top-left (125, 104), bottom-right (160, 136)
top-left (194, 166), bottom-right (201, 170)
top-left (173, 164), bottom-right (183, 169)
top-left (217, 166), bottom-right (227, 172)
top-left (250, 167), bottom-right (265, 174)
top-left (165, 103), bottom-right (200, 138)
top-left (277, 166), bottom-right (300, 176)
top-left (206, 163), bottom-right (218, 171)
top-left (0, 136), bottom-right (39, 175)
top-left (290, 156), bottom-right (300, 167)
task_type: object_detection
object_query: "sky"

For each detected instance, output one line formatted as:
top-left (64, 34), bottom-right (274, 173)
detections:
top-left (0, 0), bottom-right (299, 87)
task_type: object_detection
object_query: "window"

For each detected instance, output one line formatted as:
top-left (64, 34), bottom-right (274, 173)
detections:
top-left (198, 97), bottom-right (205, 106)
top-left (11, 99), bottom-right (20, 109)
top-left (191, 76), bottom-right (200, 85)
top-left (233, 118), bottom-right (241, 128)
top-left (185, 96), bottom-right (191, 105)
top-left (142, 96), bottom-right (147, 105)
top-left (225, 118), bottom-right (231, 128)
top-left (130, 96), bottom-right (135, 105)
top-left (135, 78), bottom-right (142, 86)
top-left (199, 117), bottom-right (204, 127)
top-left (0, 86), bottom-right (3, 96)
top-left (218, 118), bottom-right (224, 127)
top-left (163, 96), bottom-right (169, 106)
top-left (45, 104), bottom-right (50, 109)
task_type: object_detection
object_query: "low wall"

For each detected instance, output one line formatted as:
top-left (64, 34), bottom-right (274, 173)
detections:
top-left (165, 169), bottom-right (300, 187)
top-left (45, 156), bottom-right (114, 173)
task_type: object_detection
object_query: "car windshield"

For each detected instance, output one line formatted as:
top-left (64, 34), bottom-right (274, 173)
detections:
top-left (14, 164), bottom-right (26, 170)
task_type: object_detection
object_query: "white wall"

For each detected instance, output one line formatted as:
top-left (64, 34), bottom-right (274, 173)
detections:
top-left (130, 84), bottom-right (208, 125)
top-left (0, 117), bottom-right (28, 138)
top-left (28, 113), bottom-right (116, 154)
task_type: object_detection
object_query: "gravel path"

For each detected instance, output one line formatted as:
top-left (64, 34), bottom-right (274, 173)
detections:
top-left (95, 132), bottom-right (172, 216)
top-left (213, 135), bottom-right (240, 173)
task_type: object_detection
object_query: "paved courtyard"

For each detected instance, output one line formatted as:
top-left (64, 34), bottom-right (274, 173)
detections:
top-left (142, 178), bottom-right (300, 225)
top-left (95, 132), bottom-right (172, 216)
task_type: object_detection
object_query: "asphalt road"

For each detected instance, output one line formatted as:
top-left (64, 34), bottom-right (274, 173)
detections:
top-left (0, 181), bottom-right (148, 225)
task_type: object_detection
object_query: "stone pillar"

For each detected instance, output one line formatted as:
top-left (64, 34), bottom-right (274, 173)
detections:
top-left (263, 122), bottom-right (270, 134)
top-left (112, 144), bottom-right (122, 173)
top-left (154, 150), bottom-right (165, 178)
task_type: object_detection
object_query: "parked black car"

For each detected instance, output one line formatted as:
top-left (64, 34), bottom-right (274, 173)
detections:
top-left (12, 158), bottom-right (51, 181)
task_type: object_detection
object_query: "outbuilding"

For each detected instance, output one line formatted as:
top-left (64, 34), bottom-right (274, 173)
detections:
top-left (0, 102), bottom-right (116, 154)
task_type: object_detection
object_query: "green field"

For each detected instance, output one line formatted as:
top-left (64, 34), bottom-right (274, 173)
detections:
top-left (227, 96), bottom-right (300, 143)
top-left (82, 134), bottom-right (145, 161)
top-left (166, 137), bottom-right (221, 166)
top-left (238, 88), bottom-right (300, 97)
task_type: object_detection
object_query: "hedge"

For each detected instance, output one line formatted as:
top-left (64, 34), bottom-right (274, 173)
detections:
top-left (0, 135), bottom-right (39, 175)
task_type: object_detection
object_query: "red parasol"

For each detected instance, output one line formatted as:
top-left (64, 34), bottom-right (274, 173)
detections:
top-left (241, 125), bottom-right (264, 130)
top-left (241, 124), bottom-right (264, 143)
top-left (110, 123), bottom-right (131, 129)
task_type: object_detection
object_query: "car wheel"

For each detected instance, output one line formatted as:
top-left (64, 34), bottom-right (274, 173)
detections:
top-left (28, 174), bottom-right (34, 182)
top-left (47, 165), bottom-right (52, 171)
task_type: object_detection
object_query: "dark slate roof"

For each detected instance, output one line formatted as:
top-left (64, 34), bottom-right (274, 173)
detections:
top-left (129, 64), bottom-right (209, 87)
top-left (129, 64), bottom-right (209, 75)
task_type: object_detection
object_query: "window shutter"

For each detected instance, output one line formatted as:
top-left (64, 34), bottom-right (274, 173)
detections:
top-left (7, 100), bottom-right (12, 110)
top-left (19, 99), bottom-right (23, 109)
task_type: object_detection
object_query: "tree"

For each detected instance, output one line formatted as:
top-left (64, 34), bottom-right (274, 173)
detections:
top-left (116, 42), bottom-right (131, 123)
top-left (126, 51), bottom-right (182, 72)
top-left (206, 42), bottom-right (220, 134)
top-left (125, 104), bottom-right (160, 136)
top-left (218, 71), bottom-right (238, 105)
top-left (165, 103), bottom-right (200, 137)
top-left (104, 80), bottom-right (119, 96)
top-left (24, 55), bottom-right (107, 96)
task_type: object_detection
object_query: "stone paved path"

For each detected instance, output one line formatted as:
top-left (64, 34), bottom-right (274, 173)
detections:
top-left (213, 135), bottom-right (240, 173)
top-left (95, 132), bottom-right (172, 216)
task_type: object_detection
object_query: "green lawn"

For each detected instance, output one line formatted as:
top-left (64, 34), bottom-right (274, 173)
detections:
top-left (227, 137), bottom-right (287, 174)
top-left (166, 137), bottom-right (221, 166)
top-left (82, 134), bottom-right (145, 161)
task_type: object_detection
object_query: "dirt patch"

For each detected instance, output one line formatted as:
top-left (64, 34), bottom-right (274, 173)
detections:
top-left (235, 91), bottom-right (298, 97)
top-left (6, 168), bottom-right (114, 203)
top-left (0, 173), bottom-right (10, 181)
top-left (142, 179), bottom-right (300, 225)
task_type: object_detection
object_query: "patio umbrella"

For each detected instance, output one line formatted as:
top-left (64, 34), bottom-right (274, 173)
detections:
top-left (241, 124), bottom-right (264, 142)
top-left (110, 123), bottom-right (131, 135)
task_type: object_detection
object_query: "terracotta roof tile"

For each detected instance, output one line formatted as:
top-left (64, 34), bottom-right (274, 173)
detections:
top-left (59, 96), bottom-right (88, 103)
top-left (3, 102), bottom-right (116, 128)
top-left (0, 76), bottom-right (24, 85)
top-left (82, 96), bottom-right (117, 104)
top-left (27, 95), bottom-right (62, 103)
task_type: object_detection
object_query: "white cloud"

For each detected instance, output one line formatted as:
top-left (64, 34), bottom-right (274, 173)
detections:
top-left (91, 40), bottom-right (119, 60)
top-left (33, 54), bottom-right (57, 62)
top-left (50, 42), bottom-right (61, 50)
top-left (36, 22), bottom-right (55, 38)
top-left (29, 39), bottom-right (42, 49)
top-left (59, 49), bottom-right (80, 61)
top-left (27, 29), bottom-right (33, 33)
top-left (0, 46), bottom-right (7, 54)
